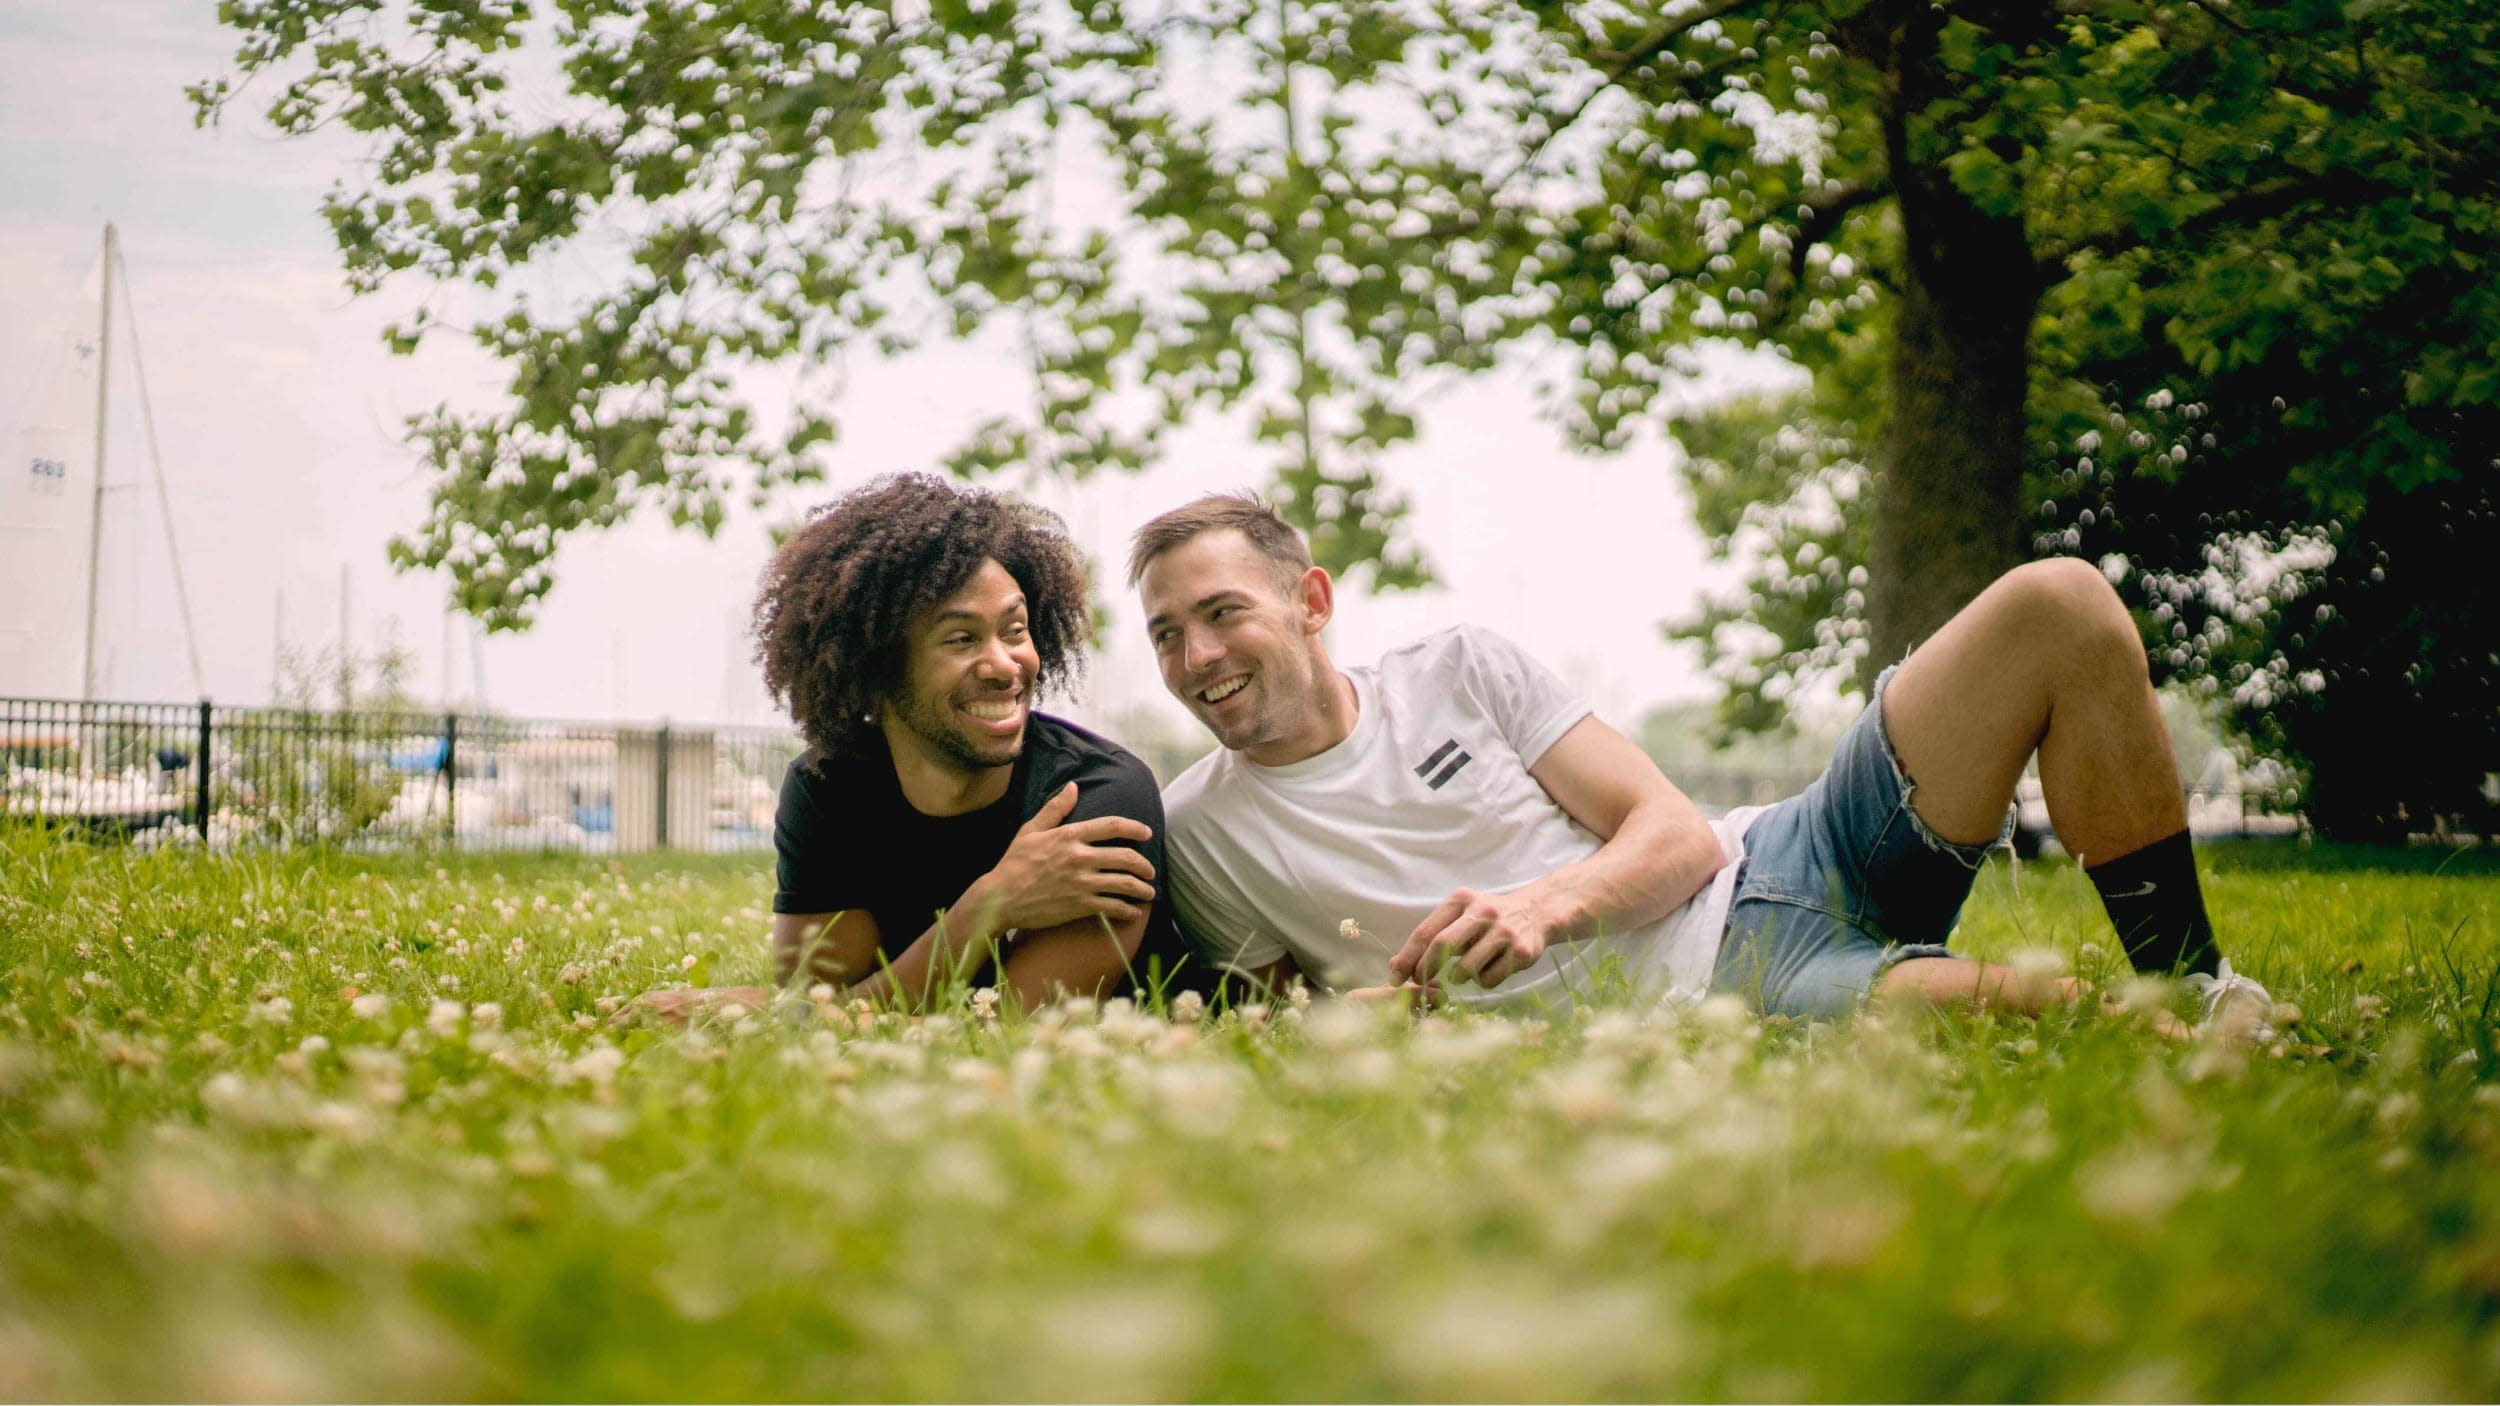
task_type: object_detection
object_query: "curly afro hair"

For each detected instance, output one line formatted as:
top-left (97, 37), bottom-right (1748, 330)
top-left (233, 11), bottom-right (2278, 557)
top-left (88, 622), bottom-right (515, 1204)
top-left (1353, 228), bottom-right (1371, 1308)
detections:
top-left (754, 473), bottom-right (1091, 754)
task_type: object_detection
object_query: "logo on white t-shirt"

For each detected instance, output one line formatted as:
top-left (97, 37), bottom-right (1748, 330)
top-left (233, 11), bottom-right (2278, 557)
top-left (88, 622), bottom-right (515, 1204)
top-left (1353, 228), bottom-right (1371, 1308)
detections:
top-left (1414, 738), bottom-right (1472, 790)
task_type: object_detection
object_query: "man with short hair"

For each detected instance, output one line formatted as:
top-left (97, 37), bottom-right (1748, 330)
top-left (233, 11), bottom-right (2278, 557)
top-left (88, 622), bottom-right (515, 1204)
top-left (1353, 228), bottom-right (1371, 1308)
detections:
top-left (647, 473), bottom-right (1193, 1019)
top-left (1131, 492), bottom-right (2272, 1032)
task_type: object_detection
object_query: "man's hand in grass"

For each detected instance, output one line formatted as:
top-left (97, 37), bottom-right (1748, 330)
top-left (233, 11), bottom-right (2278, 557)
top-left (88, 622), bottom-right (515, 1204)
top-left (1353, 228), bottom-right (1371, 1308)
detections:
top-left (1340, 981), bottom-right (1443, 1010)
top-left (1389, 887), bottom-right (1560, 989)
top-left (628, 985), bottom-right (776, 1027)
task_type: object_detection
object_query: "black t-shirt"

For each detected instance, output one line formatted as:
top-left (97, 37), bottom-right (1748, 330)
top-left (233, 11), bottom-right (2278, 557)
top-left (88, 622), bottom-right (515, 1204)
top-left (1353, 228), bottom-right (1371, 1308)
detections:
top-left (771, 713), bottom-right (1195, 994)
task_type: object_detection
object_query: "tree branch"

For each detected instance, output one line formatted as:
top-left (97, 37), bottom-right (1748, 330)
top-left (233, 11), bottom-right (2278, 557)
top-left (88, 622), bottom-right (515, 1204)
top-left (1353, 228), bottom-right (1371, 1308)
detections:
top-left (2179, 0), bottom-right (2256, 41)
top-left (1758, 177), bottom-right (1891, 326)
top-left (1487, 0), bottom-right (1777, 199)
top-left (2037, 167), bottom-right (2406, 275)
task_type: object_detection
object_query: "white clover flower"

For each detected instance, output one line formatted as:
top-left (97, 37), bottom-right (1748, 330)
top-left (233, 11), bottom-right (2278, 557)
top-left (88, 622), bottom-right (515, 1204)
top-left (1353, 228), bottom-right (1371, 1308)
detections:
top-left (807, 983), bottom-right (837, 1004)
top-left (244, 996), bottom-right (293, 1027)
top-left (970, 988), bottom-right (1001, 1021)
top-left (1169, 990), bottom-right (1206, 1024)
top-left (1300, 1001), bottom-right (1378, 1052)
top-left (1146, 1062), bottom-right (1247, 1138)
top-left (196, 1070), bottom-right (240, 1115)
top-left (1571, 1135), bottom-right (1677, 1207)
top-left (569, 1045), bottom-right (627, 1087)
top-left (1537, 1059), bottom-right (1623, 1123)
top-left (1054, 1026), bottom-right (1112, 1060)
top-left (200, 1072), bottom-right (297, 1129)
top-left (717, 1002), bottom-right (751, 1024)
top-left (349, 993), bottom-right (389, 1021)
top-left (2006, 947), bottom-right (2069, 983)
top-left (1381, 1281), bottom-right (1664, 1399)
top-left (1338, 918), bottom-right (1364, 942)
top-left (2109, 976), bottom-right (2176, 1016)
top-left (1581, 1011), bottom-right (1654, 1056)
top-left (1285, 979), bottom-right (1312, 1011)
top-left (1696, 992), bottom-right (1753, 1038)
top-left (2076, 1146), bottom-right (2195, 1226)
top-left (1101, 1002), bottom-right (1164, 1048)
top-left (426, 1000), bottom-right (465, 1040)
top-left (296, 1035), bottom-right (330, 1057)
top-left (1009, 1045), bottom-right (1051, 1095)
top-left (1329, 1048), bottom-right (1398, 1093)
top-left (471, 1002), bottom-right (504, 1031)
top-left (1121, 1205), bottom-right (1231, 1260)
top-left (306, 1100), bottom-right (374, 1143)
top-left (556, 963), bottom-right (590, 986)
top-left (679, 954), bottom-right (698, 972)
top-left (1410, 1018), bottom-right (1523, 1067)
top-left (1025, 1286), bottom-right (1212, 1401)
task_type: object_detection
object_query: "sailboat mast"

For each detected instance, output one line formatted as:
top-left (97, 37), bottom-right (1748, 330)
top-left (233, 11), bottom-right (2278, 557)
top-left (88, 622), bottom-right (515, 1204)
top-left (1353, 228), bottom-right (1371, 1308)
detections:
top-left (80, 222), bottom-right (116, 701)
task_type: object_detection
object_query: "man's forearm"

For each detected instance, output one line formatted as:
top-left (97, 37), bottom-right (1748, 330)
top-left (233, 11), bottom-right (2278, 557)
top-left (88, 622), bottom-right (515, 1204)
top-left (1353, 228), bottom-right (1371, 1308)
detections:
top-left (1520, 800), bottom-right (1726, 941)
top-left (840, 877), bottom-right (1017, 1009)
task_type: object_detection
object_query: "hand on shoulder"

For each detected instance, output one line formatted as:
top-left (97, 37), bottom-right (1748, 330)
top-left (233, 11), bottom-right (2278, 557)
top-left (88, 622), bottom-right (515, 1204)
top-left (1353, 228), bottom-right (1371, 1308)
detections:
top-left (978, 781), bottom-right (1159, 933)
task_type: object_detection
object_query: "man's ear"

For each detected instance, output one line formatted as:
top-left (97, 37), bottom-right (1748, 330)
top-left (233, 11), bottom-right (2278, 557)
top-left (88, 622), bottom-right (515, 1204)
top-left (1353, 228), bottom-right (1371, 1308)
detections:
top-left (1295, 565), bottom-right (1335, 637)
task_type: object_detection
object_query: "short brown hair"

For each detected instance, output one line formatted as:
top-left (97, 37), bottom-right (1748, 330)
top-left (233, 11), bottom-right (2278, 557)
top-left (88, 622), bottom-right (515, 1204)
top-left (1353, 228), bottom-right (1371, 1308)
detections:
top-left (1126, 492), bottom-right (1313, 588)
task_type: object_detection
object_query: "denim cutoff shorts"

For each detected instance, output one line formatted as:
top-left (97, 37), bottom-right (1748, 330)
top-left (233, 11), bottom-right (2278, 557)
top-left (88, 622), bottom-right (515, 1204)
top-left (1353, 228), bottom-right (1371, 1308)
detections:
top-left (1709, 664), bottom-right (2015, 1021)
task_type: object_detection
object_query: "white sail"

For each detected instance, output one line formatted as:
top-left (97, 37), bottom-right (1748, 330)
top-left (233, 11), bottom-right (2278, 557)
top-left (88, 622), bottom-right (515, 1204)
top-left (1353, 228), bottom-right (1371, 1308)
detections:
top-left (0, 262), bottom-right (102, 700)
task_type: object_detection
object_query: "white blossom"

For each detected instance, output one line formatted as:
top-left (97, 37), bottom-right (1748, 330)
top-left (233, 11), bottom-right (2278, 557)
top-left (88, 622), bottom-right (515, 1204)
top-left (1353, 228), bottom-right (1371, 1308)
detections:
top-left (426, 1000), bottom-right (465, 1040)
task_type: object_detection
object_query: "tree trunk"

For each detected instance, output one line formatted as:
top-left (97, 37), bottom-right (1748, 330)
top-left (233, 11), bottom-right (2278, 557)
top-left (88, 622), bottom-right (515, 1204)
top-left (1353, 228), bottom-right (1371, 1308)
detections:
top-left (1862, 35), bottom-right (2040, 684)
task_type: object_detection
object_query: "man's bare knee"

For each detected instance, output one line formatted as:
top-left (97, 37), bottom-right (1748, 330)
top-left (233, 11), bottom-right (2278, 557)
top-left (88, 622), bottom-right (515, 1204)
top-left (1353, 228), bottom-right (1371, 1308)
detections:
top-left (2003, 559), bottom-right (2144, 681)
top-left (2006, 557), bottom-right (2122, 628)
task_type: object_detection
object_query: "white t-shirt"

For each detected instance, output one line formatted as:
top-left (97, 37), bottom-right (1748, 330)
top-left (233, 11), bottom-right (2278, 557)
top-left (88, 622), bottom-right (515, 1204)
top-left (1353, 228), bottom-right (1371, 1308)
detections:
top-left (1164, 625), bottom-right (1764, 1012)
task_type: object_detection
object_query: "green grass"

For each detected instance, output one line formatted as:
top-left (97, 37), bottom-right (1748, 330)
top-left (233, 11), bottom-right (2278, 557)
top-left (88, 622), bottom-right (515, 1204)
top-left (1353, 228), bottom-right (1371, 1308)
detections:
top-left (2, 827), bottom-right (2498, 1401)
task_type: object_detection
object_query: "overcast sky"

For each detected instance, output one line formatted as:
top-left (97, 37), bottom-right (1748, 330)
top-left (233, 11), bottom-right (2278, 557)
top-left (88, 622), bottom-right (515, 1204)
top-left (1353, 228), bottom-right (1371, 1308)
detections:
top-left (0, 0), bottom-right (1799, 743)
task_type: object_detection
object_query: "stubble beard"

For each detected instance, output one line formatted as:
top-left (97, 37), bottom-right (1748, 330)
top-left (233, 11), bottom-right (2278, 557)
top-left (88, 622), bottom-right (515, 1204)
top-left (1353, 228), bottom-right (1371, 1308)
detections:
top-left (894, 687), bottom-right (1023, 774)
top-left (1206, 660), bottom-right (1306, 755)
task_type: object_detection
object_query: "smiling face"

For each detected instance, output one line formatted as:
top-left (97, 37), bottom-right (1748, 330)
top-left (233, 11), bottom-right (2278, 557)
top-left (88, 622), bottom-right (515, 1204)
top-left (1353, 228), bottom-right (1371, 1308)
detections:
top-left (881, 559), bottom-right (1039, 783)
top-left (1140, 528), bottom-right (1345, 766)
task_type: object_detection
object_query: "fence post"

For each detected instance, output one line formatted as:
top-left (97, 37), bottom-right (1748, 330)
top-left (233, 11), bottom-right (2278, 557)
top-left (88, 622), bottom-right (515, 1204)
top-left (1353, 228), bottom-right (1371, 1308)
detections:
top-left (195, 699), bottom-right (213, 843)
top-left (655, 719), bottom-right (673, 851)
top-left (442, 712), bottom-right (459, 850)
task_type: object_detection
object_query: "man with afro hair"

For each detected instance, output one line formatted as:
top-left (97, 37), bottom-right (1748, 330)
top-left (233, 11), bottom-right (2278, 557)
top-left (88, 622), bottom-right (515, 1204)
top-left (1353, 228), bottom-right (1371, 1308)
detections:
top-left (651, 472), bottom-right (1192, 1017)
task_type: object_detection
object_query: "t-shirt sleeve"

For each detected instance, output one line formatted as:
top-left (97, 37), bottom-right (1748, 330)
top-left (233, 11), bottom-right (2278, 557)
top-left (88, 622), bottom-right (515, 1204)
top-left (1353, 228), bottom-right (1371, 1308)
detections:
top-left (1171, 857), bottom-right (1289, 975)
top-left (771, 761), bottom-right (848, 915)
top-left (1163, 788), bottom-right (1290, 975)
top-left (1059, 750), bottom-right (1167, 880)
top-left (1452, 624), bottom-right (1591, 768)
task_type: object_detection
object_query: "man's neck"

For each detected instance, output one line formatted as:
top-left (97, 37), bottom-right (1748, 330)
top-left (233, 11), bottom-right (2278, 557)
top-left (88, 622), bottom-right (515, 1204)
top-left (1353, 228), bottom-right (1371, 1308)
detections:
top-left (881, 724), bottom-right (1015, 817)
top-left (1244, 663), bottom-right (1360, 768)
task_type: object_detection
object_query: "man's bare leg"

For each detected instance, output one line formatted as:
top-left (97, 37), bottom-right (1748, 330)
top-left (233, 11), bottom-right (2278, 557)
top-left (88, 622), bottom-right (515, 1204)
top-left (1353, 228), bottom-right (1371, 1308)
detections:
top-left (1875, 558), bottom-right (2184, 864)
top-left (1876, 558), bottom-right (2230, 987)
top-left (1872, 957), bottom-right (2191, 1039)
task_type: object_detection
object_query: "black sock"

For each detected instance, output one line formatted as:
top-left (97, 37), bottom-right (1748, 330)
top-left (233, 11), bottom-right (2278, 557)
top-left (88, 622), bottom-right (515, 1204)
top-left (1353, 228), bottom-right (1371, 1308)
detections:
top-left (2086, 829), bottom-right (2221, 977)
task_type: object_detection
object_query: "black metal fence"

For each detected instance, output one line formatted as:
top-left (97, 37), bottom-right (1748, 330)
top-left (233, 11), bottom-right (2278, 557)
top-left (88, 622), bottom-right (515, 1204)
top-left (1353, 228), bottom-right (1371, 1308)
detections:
top-left (4, 695), bottom-right (2305, 854)
top-left (0, 697), bottom-right (802, 853)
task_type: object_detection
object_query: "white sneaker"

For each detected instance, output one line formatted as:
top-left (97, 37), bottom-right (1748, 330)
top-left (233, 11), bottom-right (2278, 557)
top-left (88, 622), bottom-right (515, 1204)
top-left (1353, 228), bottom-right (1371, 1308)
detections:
top-left (2187, 958), bottom-right (2279, 1044)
